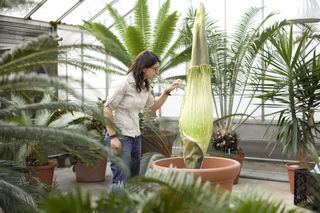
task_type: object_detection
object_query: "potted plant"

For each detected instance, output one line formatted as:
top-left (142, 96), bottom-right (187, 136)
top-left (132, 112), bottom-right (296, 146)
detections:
top-left (255, 23), bottom-right (320, 193)
top-left (0, 34), bottom-right (128, 210)
top-left (3, 94), bottom-right (110, 186)
top-left (151, 3), bottom-right (240, 192)
top-left (71, 98), bottom-right (108, 183)
top-left (181, 7), bottom-right (288, 184)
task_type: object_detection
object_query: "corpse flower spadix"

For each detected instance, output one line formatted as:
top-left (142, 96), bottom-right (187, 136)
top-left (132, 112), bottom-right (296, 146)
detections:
top-left (179, 2), bottom-right (213, 169)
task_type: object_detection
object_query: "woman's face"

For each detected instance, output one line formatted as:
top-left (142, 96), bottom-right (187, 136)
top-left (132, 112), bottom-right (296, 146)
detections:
top-left (143, 62), bottom-right (160, 80)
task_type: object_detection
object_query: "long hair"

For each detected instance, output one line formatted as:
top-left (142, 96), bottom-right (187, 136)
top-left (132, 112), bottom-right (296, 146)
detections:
top-left (127, 50), bottom-right (160, 92)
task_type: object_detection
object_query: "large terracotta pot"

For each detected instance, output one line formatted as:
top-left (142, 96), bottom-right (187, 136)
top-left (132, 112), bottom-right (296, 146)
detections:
top-left (30, 160), bottom-right (56, 186)
top-left (286, 163), bottom-right (300, 194)
top-left (75, 156), bottom-right (107, 182)
top-left (151, 156), bottom-right (240, 192)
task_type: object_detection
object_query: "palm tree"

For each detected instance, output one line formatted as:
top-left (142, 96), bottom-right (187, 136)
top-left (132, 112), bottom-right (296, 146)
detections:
top-left (82, 0), bottom-right (191, 77)
top-left (0, 34), bottom-right (128, 211)
top-left (254, 24), bottom-right (320, 167)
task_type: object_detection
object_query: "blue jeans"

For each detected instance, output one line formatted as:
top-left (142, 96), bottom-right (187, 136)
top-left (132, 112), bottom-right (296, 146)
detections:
top-left (105, 134), bottom-right (141, 184)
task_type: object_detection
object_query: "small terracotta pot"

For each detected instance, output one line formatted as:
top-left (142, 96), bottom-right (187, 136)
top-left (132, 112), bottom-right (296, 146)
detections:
top-left (30, 160), bottom-right (57, 186)
top-left (151, 156), bottom-right (240, 192)
top-left (286, 163), bottom-right (300, 194)
top-left (75, 156), bottom-right (107, 182)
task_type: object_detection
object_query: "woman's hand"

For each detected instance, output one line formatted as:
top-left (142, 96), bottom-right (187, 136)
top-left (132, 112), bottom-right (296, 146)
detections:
top-left (165, 79), bottom-right (182, 93)
top-left (111, 138), bottom-right (121, 154)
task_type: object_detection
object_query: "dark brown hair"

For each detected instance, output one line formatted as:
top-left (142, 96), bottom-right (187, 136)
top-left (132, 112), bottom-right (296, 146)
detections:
top-left (127, 50), bottom-right (160, 92)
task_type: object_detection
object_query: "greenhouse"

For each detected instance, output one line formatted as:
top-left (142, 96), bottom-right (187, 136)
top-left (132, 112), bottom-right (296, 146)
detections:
top-left (0, 0), bottom-right (320, 212)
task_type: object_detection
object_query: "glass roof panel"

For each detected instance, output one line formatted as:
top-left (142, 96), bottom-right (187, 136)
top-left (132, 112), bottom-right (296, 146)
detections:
top-left (31, 0), bottom-right (79, 22)
top-left (94, 0), bottom-right (135, 26)
top-left (62, 0), bottom-right (114, 25)
top-left (0, 0), bottom-right (42, 18)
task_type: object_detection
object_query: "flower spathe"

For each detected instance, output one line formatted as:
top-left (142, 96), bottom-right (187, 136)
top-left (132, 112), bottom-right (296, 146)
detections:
top-left (179, 2), bottom-right (214, 169)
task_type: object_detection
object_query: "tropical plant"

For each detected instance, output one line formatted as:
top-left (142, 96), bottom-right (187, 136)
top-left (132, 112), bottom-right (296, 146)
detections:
top-left (179, 3), bottom-right (213, 169)
top-left (0, 160), bottom-right (47, 213)
top-left (82, 0), bottom-right (191, 78)
top-left (177, 7), bottom-right (291, 156)
top-left (0, 34), bottom-right (128, 211)
top-left (38, 168), bottom-right (297, 213)
top-left (206, 8), bottom-right (290, 155)
top-left (254, 24), bottom-right (320, 167)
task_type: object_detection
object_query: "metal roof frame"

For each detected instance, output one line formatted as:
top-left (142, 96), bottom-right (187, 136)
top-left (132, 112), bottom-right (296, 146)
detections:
top-left (24, 0), bottom-right (48, 20)
top-left (1, 0), bottom-right (134, 27)
top-left (56, 0), bottom-right (86, 23)
top-left (88, 0), bottom-right (119, 22)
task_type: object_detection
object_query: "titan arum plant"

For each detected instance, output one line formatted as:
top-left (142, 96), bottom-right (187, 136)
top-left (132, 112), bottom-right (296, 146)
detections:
top-left (179, 3), bottom-right (213, 169)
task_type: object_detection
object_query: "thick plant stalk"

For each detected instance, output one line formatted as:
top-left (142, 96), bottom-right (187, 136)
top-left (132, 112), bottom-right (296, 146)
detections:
top-left (179, 3), bottom-right (213, 169)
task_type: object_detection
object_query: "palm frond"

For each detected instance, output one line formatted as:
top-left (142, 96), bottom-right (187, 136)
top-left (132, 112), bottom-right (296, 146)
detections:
top-left (153, 0), bottom-right (171, 42)
top-left (82, 21), bottom-right (132, 67)
top-left (0, 34), bottom-right (58, 68)
top-left (124, 26), bottom-right (146, 58)
top-left (152, 11), bottom-right (179, 57)
top-left (0, 74), bottom-right (82, 100)
top-left (0, 124), bottom-right (129, 174)
top-left (0, 180), bottom-right (37, 213)
top-left (129, 168), bottom-right (230, 213)
top-left (106, 3), bottom-right (127, 39)
top-left (160, 46), bottom-right (192, 73)
top-left (134, 0), bottom-right (151, 48)
top-left (0, 160), bottom-right (46, 212)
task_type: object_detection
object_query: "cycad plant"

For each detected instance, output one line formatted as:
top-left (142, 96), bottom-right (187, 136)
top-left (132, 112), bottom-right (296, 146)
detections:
top-left (82, 0), bottom-right (191, 77)
top-left (38, 168), bottom-right (296, 213)
top-left (185, 7), bottom-right (287, 155)
top-left (255, 24), bottom-right (320, 167)
top-left (0, 34), bottom-right (127, 211)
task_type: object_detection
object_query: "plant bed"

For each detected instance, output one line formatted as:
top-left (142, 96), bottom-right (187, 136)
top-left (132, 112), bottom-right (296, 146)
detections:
top-left (294, 168), bottom-right (320, 212)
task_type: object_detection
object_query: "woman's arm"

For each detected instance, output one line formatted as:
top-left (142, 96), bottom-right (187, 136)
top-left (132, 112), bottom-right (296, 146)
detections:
top-left (149, 79), bottom-right (182, 112)
top-left (104, 106), bottom-right (121, 152)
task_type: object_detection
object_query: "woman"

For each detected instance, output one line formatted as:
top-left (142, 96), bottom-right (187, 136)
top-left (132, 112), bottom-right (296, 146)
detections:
top-left (104, 50), bottom-right (181, 184)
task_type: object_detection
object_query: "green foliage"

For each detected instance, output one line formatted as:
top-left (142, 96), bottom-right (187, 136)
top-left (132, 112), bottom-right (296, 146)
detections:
top-left (0, 34), bottom-right (129, 211)
top-left (38, 187), bottom-right (93, 213)
top-left (183, 7), bottom-right (288, 154)
top-left (82, 0), bottom-right (191, 76)
top-left (0, 160), bottom-right (47, 213)
top-left (38, 169), bottom-right (296, 213)
top-left (254, 24), bottom-right (320, 165)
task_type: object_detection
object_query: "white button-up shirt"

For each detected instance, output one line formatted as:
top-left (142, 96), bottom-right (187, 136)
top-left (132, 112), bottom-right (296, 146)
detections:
top-left (106, 72), bottom-right (155, 137)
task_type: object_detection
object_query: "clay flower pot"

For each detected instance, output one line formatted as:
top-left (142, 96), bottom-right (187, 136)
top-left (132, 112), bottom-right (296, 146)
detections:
top-left (75, 156), bottom-right (107, 182)
top-left (151, 156), bottom-right (240, 192)
top-left (30, 160), bottom-right (57, 186)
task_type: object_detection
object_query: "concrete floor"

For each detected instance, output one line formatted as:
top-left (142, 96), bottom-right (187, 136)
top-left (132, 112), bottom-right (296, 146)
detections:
top-left (54, 162), bottom-right (315, 213)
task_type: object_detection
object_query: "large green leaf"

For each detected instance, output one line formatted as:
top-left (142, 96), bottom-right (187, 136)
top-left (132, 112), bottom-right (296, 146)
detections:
top-left (152, 12), bottom-right (178, 57)
top-left (82, 21), bottom-right (131, 67)
top-left (134, 0), bottom-right (151, 48)
top-left (124, 26), bottom-right (146, 58)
